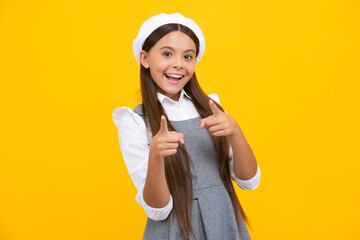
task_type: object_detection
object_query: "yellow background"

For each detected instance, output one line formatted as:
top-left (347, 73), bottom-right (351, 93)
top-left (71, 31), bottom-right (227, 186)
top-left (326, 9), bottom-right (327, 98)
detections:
top-left (1, 0), bottom-right (359, 239)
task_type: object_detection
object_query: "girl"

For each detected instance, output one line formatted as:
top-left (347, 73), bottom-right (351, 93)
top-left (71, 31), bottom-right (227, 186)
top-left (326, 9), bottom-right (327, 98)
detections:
top-left (112, 13), bottom-right (261, 240)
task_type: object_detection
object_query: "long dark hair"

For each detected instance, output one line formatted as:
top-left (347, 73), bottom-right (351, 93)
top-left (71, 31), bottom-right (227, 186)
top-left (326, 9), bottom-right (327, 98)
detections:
top-left (139, 23), bottom-right (251, 239)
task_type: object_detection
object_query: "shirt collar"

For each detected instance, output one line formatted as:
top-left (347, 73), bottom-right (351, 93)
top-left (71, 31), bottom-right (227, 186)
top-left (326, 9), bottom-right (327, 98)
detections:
top-left (157, 88), bottom-right (191, 104)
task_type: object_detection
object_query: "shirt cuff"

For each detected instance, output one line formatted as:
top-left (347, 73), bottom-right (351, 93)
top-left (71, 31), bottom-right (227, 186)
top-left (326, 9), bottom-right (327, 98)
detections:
top-left (232, 164), bottom-right (261, 190)
top-left (135, 186), bottom-right (173, 221)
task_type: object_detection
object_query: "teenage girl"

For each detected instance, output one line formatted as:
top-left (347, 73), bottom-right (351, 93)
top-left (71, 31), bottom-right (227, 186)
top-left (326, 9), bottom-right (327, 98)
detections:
top-left (112, 13), bottom-right (261, 240)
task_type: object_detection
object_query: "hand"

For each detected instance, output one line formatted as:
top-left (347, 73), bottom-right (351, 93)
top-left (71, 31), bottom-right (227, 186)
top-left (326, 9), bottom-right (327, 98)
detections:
top-left (200, 100), bottom-right (240, 137)
top-left (150, 115), bottom-right (184, 159)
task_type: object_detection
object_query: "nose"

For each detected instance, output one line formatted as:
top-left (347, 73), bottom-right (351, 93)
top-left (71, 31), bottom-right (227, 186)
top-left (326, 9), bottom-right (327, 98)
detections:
top-left (173, 56), bottom-right (183, 69)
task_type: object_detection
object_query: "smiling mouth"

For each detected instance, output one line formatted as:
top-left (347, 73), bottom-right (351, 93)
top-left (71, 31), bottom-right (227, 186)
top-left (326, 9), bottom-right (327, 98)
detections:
top-left (164, 73), bottom-right (184, 81)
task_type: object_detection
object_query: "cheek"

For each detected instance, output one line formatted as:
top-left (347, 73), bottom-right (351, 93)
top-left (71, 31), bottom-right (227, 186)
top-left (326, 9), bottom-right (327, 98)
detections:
top-left (149, 64), bottom-right (166, 79)
top-left (185, 62), bottom-right (195, 72)
top-left (149, 58), bottom-right (167, 71)
top-left (155, 60), bottom-right (169, 70)
top-left (187, 66), bottom-right (195, 76)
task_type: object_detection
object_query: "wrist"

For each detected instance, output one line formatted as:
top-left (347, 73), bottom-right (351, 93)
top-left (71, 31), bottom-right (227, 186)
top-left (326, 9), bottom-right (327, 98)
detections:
top-left (149, 150), bottom-right (164, 162)
top-left (228, 124), bottom-right (242, 143)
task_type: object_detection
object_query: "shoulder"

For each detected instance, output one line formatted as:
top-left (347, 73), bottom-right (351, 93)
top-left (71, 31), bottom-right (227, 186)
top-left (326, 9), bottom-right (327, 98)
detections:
top-left (208, 93), bottom-right (221, 105)
top-left (112, 105), bottom-right (145, 130)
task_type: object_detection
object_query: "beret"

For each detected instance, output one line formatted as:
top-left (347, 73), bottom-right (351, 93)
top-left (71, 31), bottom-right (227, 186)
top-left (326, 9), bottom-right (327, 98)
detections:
top-left (132, 13), bottom-right (205, 65)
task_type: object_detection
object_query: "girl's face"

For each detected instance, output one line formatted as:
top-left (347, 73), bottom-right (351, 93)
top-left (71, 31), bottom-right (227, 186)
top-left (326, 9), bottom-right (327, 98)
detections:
top-left (140, 31), bottom-right (196, 101)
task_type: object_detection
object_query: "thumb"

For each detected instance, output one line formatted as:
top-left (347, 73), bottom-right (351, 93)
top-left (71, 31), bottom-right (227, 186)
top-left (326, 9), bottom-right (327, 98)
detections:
top-left (169, 131), bottom-right (185, 144)
top-left (159, 115), bottom-right (169, 134)
top-left (200, 117), bottom-right (210, 129)
top-left (209, 100), bottom-right (222, 116)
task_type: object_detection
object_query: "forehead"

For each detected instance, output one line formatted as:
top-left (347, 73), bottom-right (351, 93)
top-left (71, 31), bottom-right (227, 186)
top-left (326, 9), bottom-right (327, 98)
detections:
top-left (153, 31), bottom-right (196, 51)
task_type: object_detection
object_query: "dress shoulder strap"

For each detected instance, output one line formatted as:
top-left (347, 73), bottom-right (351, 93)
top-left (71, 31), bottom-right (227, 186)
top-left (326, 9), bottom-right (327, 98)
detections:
top-left (132, 103), bottom-right (144, 116)
top-left (132, 103), bottom-right (152, 135)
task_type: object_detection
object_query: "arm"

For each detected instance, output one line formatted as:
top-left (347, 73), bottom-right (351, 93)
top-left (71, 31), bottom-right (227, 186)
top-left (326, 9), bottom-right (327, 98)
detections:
top-left (228, 126), bottom-right (258, 181)
top-left (229, 145), bottom-right (261, 190)
top-left (202, 94), bottom-right (261, 189)
top-left (143, 152), bottom-right (171, 208)
top-left (143, 115), bottom-right (184, 208)
top-left (112, 107), bottom-right (174, 221)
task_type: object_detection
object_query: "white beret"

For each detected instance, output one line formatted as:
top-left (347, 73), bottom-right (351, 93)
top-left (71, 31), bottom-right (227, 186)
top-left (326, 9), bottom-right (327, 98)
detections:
top-left (132, 12), bottom-right (205, 65)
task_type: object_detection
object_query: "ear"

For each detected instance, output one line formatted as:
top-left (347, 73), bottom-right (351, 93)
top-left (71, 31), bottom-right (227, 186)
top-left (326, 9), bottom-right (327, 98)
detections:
top-left (139, 50), bottom-right (150, 69)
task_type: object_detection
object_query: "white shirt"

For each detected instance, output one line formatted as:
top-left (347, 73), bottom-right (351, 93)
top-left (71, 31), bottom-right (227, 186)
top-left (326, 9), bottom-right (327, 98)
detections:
top-left (112, 89), bottom-right (261, 221)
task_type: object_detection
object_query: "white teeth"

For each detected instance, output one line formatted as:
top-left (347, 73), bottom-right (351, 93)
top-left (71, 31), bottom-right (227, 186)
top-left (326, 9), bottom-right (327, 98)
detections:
top-left (165, 73), bottom-right (183, 79)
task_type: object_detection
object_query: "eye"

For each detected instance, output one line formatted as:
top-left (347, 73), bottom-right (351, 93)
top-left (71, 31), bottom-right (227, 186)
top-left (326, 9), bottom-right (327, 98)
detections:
top-left (163, 52), bottom-right (172, 57)
top-left (185, 55), bottom-right (193, 60)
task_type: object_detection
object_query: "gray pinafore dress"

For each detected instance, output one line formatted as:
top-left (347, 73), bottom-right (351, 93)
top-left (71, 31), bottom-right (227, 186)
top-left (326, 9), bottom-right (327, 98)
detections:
top-left (133, 104), bottom-right (251, 240)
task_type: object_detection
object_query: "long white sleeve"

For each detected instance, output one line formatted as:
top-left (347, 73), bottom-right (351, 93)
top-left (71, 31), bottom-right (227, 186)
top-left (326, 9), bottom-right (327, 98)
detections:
top-left (112, 107), bottom-right (173, 221)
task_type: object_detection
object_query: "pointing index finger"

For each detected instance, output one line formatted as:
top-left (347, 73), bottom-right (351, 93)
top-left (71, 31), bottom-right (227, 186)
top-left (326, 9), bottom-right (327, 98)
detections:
top-left (209, 100), bottom-right (222, 116)
top-left (159, 115), bottom-right (169, 134)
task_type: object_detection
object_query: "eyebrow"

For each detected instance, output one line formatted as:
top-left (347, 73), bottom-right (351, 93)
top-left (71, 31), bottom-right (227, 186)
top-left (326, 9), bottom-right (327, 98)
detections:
top-left (160, 46), bottom-right (195, 54)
